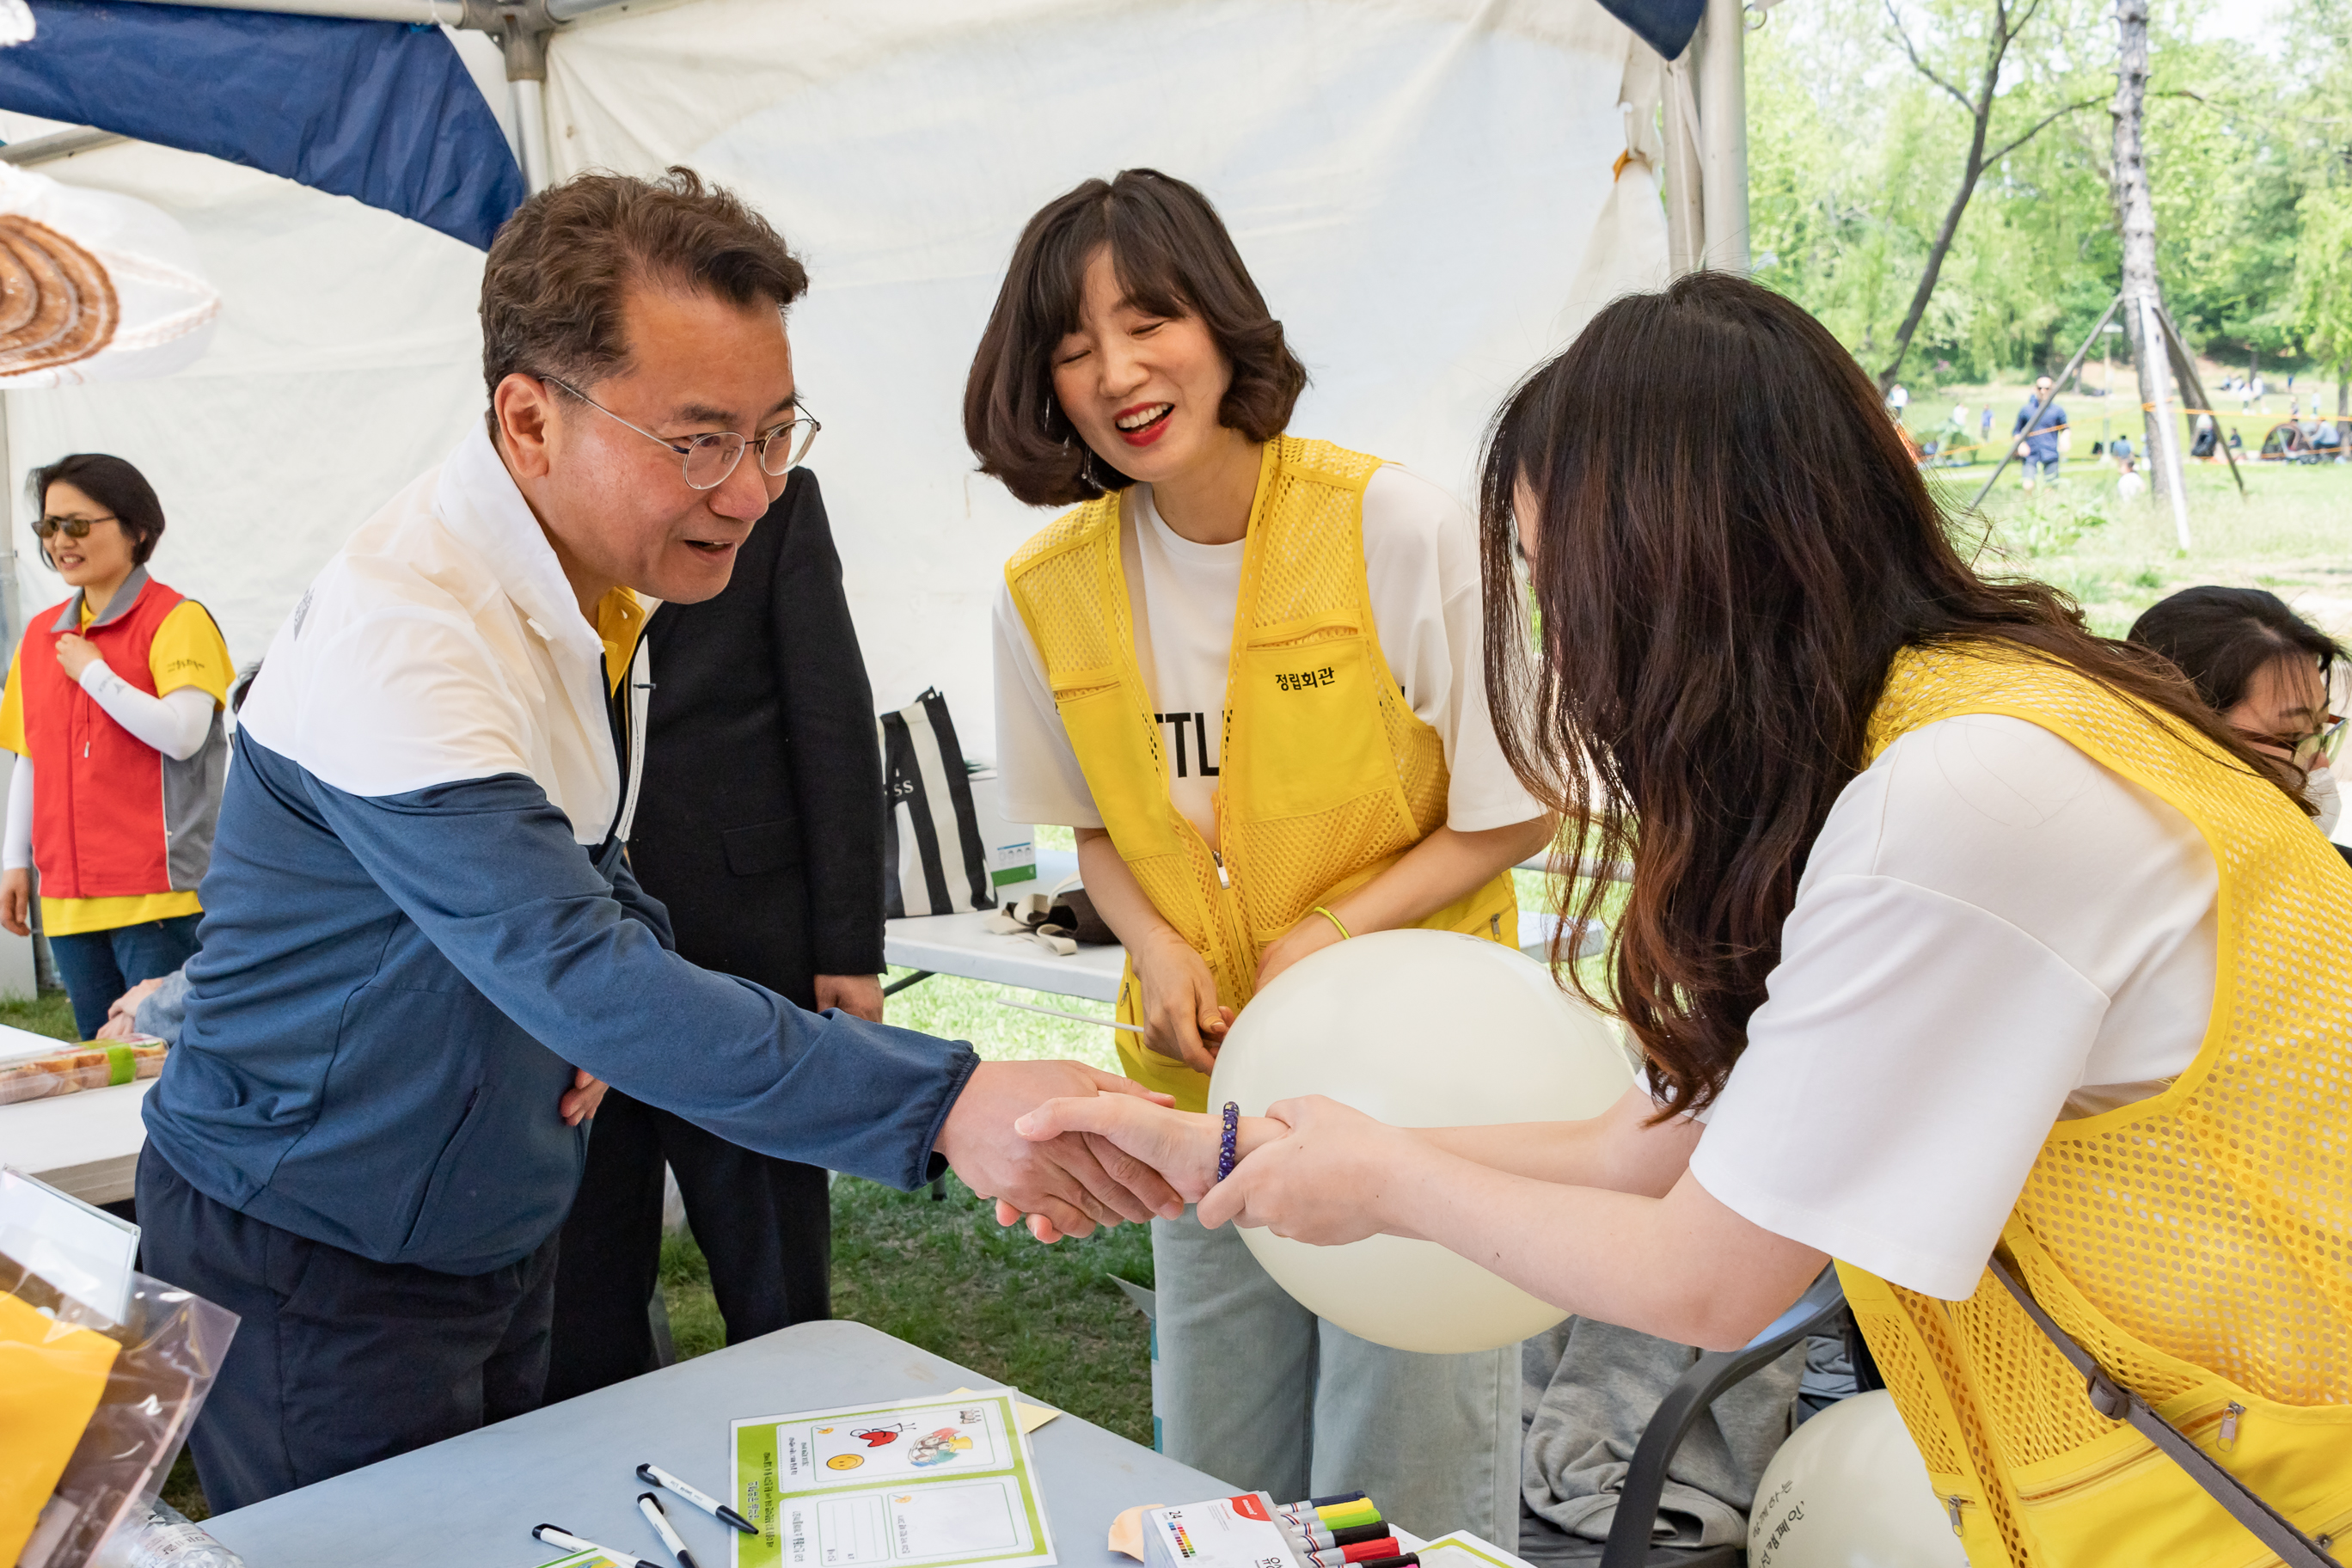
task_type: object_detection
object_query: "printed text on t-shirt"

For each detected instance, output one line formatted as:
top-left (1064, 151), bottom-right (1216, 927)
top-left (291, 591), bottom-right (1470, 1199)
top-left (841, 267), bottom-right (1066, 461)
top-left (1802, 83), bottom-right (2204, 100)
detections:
top-left (1155, 712), bottom-right (1220, 778)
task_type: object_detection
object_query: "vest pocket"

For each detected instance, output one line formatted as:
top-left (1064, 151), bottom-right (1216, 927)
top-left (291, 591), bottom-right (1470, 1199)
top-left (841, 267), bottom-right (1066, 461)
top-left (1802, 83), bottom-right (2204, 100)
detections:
top-left (1228, 639), bottom-right (1395, 822)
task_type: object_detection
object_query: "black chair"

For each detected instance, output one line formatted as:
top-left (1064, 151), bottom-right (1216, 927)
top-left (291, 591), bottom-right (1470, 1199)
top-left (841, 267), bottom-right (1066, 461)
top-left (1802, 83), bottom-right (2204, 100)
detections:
top-left (1516, 1269), bottom-right (1852, 1568)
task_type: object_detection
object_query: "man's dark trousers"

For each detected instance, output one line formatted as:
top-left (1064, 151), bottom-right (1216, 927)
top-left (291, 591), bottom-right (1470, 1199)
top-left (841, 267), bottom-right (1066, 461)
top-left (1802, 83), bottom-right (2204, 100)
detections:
top-left (541, 1088), bottom-right (830, 1394)
top-left (136, 1143), bottom-right (558, 1512)
top-left (546, 468), bottom-right (886, 1400)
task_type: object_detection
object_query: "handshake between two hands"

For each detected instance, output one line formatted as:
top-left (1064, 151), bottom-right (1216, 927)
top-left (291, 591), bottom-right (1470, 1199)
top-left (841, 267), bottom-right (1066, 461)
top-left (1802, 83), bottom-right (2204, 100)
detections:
top-left (934, 1058), bottom-right (1411, 1246)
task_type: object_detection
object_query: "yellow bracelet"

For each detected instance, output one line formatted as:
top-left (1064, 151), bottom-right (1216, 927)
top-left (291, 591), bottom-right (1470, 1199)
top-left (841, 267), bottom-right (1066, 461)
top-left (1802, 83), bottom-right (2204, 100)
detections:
top-left (1312, 905), bottom-right (1351, 941)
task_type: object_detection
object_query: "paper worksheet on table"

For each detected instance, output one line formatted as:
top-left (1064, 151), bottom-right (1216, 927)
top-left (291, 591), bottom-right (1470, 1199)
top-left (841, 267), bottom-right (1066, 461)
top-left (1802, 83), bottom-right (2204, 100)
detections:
top-left (732, 1389), bottom-right (1057, 1568)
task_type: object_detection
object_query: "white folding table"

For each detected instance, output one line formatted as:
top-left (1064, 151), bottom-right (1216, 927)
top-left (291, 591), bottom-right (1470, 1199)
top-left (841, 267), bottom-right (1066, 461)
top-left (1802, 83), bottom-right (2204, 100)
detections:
top-left (205, 1317), bottom-right (1233, 1568)
top-left (0, 1015), bottom-right (154, 1209)
top-left (884, 852), bottom-right (1599, 1008)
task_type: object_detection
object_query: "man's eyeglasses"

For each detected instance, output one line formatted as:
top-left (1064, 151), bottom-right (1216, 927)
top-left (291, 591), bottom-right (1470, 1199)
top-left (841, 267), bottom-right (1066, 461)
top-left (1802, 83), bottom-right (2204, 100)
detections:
top-left (544, 377), bottom-right (819, 491)
top-left (32, 514), bottom-right (115, 539)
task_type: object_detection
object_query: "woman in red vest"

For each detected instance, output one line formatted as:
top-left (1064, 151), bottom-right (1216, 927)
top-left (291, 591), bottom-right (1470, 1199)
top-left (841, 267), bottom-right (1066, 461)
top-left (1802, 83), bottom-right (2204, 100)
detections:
top-left (0, 454), bottom-right (232, 1038)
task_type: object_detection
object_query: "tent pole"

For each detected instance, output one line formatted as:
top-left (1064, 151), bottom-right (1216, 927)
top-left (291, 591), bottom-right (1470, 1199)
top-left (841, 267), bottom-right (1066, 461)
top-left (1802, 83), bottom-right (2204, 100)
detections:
top-left (2138, 291), bottom-right (2192, 549)
top-left (459, 2), bottom-right (557, 192)
top-left (1662, 58), bottom-right (1705, 276)
top-left (2153, 303), bottom-right (2245, 498)
top-left (1694, 0), bottom-right (1749, 273)
top-left (511, 78), bottom-right (550, 193)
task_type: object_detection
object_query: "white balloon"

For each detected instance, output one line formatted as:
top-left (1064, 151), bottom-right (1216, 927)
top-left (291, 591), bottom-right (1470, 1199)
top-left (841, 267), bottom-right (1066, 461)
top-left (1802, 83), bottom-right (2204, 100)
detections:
top-left (1206, 927), bottom-right (1636, 1353)
top-left (1747, 1392), bottom-right (1968, 1568)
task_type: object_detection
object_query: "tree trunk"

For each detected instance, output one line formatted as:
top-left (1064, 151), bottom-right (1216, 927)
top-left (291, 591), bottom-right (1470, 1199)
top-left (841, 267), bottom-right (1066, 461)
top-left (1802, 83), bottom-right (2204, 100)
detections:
top-left (2112, 0), bottom-right (2185, 511)
top-left (1877, 135), bottom-right (1991, 394)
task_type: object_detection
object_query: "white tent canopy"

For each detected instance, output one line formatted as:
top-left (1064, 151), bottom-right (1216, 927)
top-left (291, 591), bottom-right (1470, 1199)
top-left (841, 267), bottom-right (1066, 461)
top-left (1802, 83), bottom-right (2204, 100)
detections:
top-left (3, 0), bottom-right (1674, 760)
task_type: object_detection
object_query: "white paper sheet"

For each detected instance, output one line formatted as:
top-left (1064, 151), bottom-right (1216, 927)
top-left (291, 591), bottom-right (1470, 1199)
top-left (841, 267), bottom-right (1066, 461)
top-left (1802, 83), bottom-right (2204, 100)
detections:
top-left (732, 1390), bottom-right (1056, 1568)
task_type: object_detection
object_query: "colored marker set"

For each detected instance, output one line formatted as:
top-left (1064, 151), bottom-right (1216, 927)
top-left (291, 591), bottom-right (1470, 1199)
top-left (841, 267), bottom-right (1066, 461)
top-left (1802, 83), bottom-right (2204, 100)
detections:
top-left (1273, 1491), bottom-right (1418, 1568)
top-left (1138, 1490), bottom-right (1418, 1568)
top-left (532, 1460), bottom-right (756, 1568)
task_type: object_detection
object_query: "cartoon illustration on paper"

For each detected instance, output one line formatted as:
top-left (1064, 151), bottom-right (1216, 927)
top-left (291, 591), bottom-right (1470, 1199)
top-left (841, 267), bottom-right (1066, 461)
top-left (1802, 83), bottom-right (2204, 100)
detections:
top-left (909, 1427), bottom-right (975, 1467)
top-left (803, 1404), bottom-right (1004, 1483)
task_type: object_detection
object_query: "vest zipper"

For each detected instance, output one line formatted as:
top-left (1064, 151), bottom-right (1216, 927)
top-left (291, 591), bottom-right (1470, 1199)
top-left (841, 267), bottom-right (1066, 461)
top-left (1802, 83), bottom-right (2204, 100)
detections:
top-left (1212, 849), bottom-right (1229, 888)
top-left (1944, 1496), bottom-right (1967, 1534)
top-left (2218, 1401), bottom-right (2244, 1451)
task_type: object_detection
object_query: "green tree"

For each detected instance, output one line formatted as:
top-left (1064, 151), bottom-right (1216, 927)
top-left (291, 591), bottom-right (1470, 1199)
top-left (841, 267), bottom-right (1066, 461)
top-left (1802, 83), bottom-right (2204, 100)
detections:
top-left (2295, 187), bottom-right (2352, 413)
top-left (1871, 0), bottom-right (2109, 390)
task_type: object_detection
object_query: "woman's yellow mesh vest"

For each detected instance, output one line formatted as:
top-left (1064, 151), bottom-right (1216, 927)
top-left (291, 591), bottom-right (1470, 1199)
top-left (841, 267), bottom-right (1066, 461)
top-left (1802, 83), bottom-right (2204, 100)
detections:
top-left (1004, 436), bottom-right (1516, 1110)
top-left (1841, 642), bottom-right (2352, 1567)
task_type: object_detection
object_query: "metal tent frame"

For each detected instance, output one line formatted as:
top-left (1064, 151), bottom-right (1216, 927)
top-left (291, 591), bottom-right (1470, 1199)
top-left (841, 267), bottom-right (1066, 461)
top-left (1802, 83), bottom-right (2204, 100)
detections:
top-left (113, 0), bottom-right (1757, 254)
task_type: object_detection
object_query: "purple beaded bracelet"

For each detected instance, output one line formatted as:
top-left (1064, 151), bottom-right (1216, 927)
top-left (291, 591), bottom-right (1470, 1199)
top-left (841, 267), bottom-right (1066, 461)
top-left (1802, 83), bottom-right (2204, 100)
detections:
top-left (1216, 1100), bottom-right (1240, 1183)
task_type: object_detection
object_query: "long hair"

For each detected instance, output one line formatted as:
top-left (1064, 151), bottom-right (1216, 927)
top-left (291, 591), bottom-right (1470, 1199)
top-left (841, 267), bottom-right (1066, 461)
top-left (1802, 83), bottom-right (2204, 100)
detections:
top-left (1478, 272), bottom-right (2287, 1118)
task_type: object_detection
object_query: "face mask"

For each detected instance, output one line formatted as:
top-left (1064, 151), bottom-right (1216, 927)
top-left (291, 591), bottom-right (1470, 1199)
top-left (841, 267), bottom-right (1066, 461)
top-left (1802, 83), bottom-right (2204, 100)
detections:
top-left (2306, 763), bottom-right (2341, 837)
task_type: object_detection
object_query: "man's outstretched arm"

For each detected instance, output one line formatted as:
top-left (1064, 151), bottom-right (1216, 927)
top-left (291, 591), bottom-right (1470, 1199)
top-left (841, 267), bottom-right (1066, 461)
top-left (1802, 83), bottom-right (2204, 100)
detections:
top-left (305, 763), bottom-right (1179, 1234)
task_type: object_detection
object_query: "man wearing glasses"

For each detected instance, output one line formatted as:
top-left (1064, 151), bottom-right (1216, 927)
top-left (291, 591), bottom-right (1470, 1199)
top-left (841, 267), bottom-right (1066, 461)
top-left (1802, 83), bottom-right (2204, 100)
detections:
top-left (542, 399), bottom-right (894, 1401)
top-left (134, 169), bottom-right (1178, 1510)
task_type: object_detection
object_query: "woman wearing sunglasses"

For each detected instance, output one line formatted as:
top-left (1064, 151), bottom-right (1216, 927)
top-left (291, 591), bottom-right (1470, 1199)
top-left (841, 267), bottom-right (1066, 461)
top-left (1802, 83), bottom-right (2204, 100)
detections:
top-left (2128, 585), bottom-right (2348, 847)
top-left (0, 454), bottom-right (232, 1038)
top-left (1019, 273), bottom-right (2352, 1564)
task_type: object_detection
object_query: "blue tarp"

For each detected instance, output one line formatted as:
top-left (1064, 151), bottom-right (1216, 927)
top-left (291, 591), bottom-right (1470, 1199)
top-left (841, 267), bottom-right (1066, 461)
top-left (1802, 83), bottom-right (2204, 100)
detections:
top-left (1596, 0), bottom-right (1706, 60)
top-left (0, 1), bottom-right (524, 249)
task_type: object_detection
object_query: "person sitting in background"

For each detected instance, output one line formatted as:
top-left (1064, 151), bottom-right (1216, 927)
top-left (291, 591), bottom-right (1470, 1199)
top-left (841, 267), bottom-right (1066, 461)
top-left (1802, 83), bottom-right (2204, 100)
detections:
top-left (2110, 432), bottom-right (2134, 467)
top-left (2116, 457), bottom-right (2146, 502)
top-left (0, 454), bottom-right (231, 1039)
top-left (2190, 412), bottom-right (2218, 459)
top-left (2128, 585), bottom-right (2345, 849)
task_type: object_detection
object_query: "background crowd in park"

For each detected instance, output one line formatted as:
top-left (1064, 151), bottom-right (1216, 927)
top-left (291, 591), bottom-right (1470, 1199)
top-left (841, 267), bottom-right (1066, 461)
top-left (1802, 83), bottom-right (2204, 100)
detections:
top-left (1746, 0), bottom-right (2350, 646)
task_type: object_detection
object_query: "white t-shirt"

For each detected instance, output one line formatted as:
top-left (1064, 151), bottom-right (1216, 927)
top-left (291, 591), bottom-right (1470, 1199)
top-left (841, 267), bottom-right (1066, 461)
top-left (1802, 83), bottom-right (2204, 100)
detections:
top-left (1687, 714), bottom-right (2239, 1302)
top-left (992, 465), bottom-right (1540, 846)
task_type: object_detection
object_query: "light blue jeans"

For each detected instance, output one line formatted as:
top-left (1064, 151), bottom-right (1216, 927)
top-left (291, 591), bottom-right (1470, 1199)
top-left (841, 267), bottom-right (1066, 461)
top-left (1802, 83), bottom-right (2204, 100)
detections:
top-left (1151, 1209), bottom-right (1521, 1547)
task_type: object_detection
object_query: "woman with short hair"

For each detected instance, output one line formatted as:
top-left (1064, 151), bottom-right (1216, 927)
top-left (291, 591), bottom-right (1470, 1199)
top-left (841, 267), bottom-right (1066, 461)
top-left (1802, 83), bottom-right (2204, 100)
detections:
top-left (971, 168), bottom-right (1553, 1540)
top-left (1023, 272), bottom-right (2352, 1564)
top-left (0, 453), bottom-right (232, 1038)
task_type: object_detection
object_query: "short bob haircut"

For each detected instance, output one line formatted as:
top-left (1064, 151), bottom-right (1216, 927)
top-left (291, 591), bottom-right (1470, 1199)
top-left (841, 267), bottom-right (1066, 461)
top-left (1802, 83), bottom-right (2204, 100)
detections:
top-left (965, 169), bottom-right (1308, 508)
top-left (28, 453), bottom-right (166, 566)
top-left (2128, 585), bottom-right (2345, 720)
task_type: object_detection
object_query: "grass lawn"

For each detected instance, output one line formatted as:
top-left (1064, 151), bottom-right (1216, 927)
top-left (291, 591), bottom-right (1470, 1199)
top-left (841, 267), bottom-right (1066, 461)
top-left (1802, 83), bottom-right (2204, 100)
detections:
top-left (1935, 457), bottom-right (2350, 638)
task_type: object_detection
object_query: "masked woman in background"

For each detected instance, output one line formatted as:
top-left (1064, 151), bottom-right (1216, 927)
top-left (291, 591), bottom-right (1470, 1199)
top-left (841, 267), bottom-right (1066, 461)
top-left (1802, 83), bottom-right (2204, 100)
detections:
top-left (2128, 585), bottom-right (2346, 852)
top-left (1021, 272), bottom-right (2352, 1565)
top-left (0, 455), bottom-right (232, 1038)
top-left (968, 169), bottom-right (1553, 1541)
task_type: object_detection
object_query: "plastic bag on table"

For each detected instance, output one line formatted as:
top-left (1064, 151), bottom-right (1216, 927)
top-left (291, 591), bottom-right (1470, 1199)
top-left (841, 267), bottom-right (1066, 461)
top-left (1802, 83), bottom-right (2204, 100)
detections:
top-left (2, 1245), bottom-right (238, 1568)
top-left (0, 1040), bottom-right (167, 1106)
